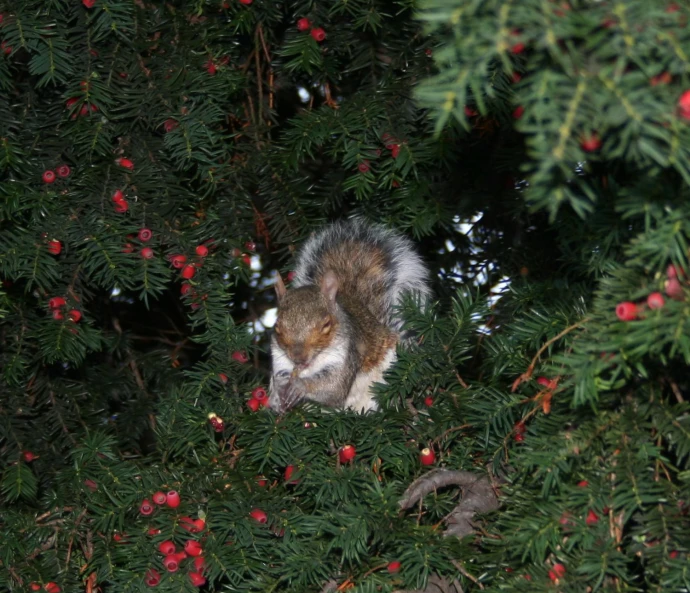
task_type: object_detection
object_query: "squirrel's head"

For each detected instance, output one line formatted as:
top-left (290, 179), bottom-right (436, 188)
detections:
top-left (273, 270), bottom-right (340, 367)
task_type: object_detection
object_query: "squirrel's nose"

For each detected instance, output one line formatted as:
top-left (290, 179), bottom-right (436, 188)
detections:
top-left (291, 347), bottom-right (307, 366)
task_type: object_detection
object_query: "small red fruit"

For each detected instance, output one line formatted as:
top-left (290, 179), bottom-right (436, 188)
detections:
top-left (193, 557), bottom-right (205, 572)
top-left (138, 228), bottom-right (153, 242)
top-left (284, 465), bottom-right (298, 483)
top-left (514, 433), bottom-right (525, 442)
top-left (84, 479), bottom-right (98, 491)
top-left (577, 480), bottom-right (589, 487)
top-left (339, 445), bottom-right (356, 463)
top-left (181, 264), bottom-right (196, 279)
top-left (245, 241), bottom-right (256, 251)
top-left (170, 255), bottom-right (186, 268)
top-left (141, 247), bottom-right (154, 259)
top-left (114, 201), bottom-right (129, 213)
top-left (140, 499), bottom-right (154, 516)
top-left (665, 277), bottom-right (684, 300)
top-left (56, 165), bottom-right (71, 178)
top-left (49, 297), bottom-right (66, 309)
top-left (52, 309), bottom-right (64, 320)
top-left (47, 240), bottom-right (62, 255)
top-left (112, 189), bottom-right (125, 202)
top-left (195, 244), bottom-right (209, 257)
top-left (145, 568), bottom-right (161, 587)
top-left (615, 301), bottom-right (638, 321)
top-left (252, 386), bottom-right (268, 402)
top-left (189, 572), bottom-right (206, 587)
top-left (232, 351), bottom-right (248, 363)
top-left (165, 490), bottom-right (181, 508)
top-left (358, 160), bottom-right (370, 173)
top-left (163, 119), bottom-right (178, 133)
top-left (23, 451), bottom-right (37, 462)
top-left (83, 0), bottom-right (96, 8)
top-left (152, 491), bottom-right (167, 505)
top-left (585, 509), bottom-right (599, 525)
top-left (242, 254), bottom-right (251, 266)
top-left (419, 447), bottom-right (436, 465)
top-left (390, 144), bottom-right (400, 159)
top-left (45, 583), bottom-right (61, 593)
top-left (256, 477), bottom-right (268, 487)
top-left (184, 540), bottom-right (203, 557)
top-left (310, 27), bottom-right (326, 42)
top-left (464, 106), bottom-right (478, 117)
top-left (30, 584), bottom-right (41, 591)
top-left (218, 372), bottom-right (228, 384)
top-left (249, 508), bottom-right (267, 523)
top-left (247, 397), bottom-right (260, 412)
top-left (297, 18), bottom-right (310, 31)
top-left (512, 105), bottom-right (525, 119)
top-left (148, 528), bottom-right (161, 536)
top-left (387, 561), bottom-right (401, 573)
top-left (122, 242), bottom-right (134, 253)
top-left (116, 157), bottom-right (135, 170)
top-left (158, 540), bottom-right (176, 555)
top-left (162, 554), bottom-right (179, 572)
top-left (67, 309), bottom-right (81, 323)
top-left (647, 292), bottom-right (665, 310)
top-left (180, 516), bottom-right (205, 533)
top-left (43, 170), bottom-right (56, 183)
top-left (424, 395), bottom-right (433, 406)
top-left (678, 90), bottom-right (690, 120)
top-left (581, 133), bottom-right (601, 152)
top-left (551, 563), bottom-right (566, 579)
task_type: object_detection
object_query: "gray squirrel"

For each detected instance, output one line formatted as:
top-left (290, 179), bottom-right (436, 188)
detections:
top-left (269, 219), bottom-right (430, 413)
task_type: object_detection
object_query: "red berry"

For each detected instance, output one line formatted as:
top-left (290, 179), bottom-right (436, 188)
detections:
top-left (390, 144), bottom-right (400, 158)
top-left (339, 445), bottom-right (356, 463)
top-left (212, 419), bottom-right (224, 432)
top-left (67, 309), bottom-right (81, 323)
top-left (284, 464), bottom-right (298, 483)
top-left (205, 60), bottom-right (217, 75)
top-left (122, 242), bottom-right (134, 253)
top-left (510, 42), bottom-right (525, 54)
top-left (511, 72), bottom-right (522, 83)
top-left (245, 241), bottom-right (256, 251)
top-left (49, 297), bottom-right (66, 309)
top-left (615, 301), bottom-right (638, 321)
top-left (189, 572), bottom-right (206, 587)
top-left (256, 477), bottom-right (268, 487)
top-left (165, 490), bottom-right (181, 508)
top-left (52, 309), bottom-right (64, 320)
top-left (581, 133), bottom-right (601, 152)
top-left (513, 105), bottom-right (525, 119)
top-left (252, 386), bottom-right (268, 402)
top-left (310, 27), bottom-right (326, 42)
top-left (358, 160), bottom-right (370, 173)
top-left (647, 292), bottom-right (665, 309)
top-left (145, 569), bottom-right (161, 587)
top-left (249, 508), bottom-right (267, 523)
top-left (112, 532), bottom-right (126, 541)
top-left (424, 396), bottom-right (434, 406)
top-left (666, 277), bottom-right (684, 300)
top-left (195, 244), bottom-right (209, 257)
top-left (577, 480), bottom-right (589, 487)
top-left (180, 517), bottom-right (205, 533)
top-left (193, 557), bottom-right (205, 572)
top-left (152, 491), bottom-right (167, 505)
top-left (56, 165), bottom-right (71, 178)
top-left (23, 451), bottom-right (37, 462)
top-left (239, 0), bottom-right (252, 4)
top-left (114, 200), bottom-right (129, 213)
top-left (140, 499), bottom-right (154, 516)
top-left (678, 90), bottom-right (690, 120)
top-left (242, 254), bottom-right (251, 266)
top-left (162, 554), bottom-right (179, 572)
top-left (514, 433), bottom-right (525, 442)
top-left (184, 540), bottom-right (203, 557)
top-left (141, 247), bottom-right (154, 259)
top-left (84, 479), bottom-right (98, 491)
top-left (158, 540), bottom-right (176, 555)
top-left (464, 106), bottom-right (478, 117)
top-left (247, 397), bottom-right (260, 412)
top-left (45, 583), bottom-right (61, 593)
top-left (585, 509), bottom-right (599, 525)
top-left (287, 271), bottom-right (296, 282)
top-left (514, 421), bottom-right (526, 435)
top-left (47, 239), bottom-right (62, 255)
top-left (181, 264), bottom-right (196, 279)
top-left (218, 372), bottom-right (228, 384)
top-left (30, 584), bottom-right (41, 591)
top-left (43, 170), bottom-right (56, 183)
top-left (670, 550), bottom-right (679, 559)
top-left (551, 563), bottom-right (566, 579)
top-left (138, 228), bottom-right (153, 242)
top-left (171, 255), bottom-right (186, 269)
top-left (651, 72), bottom-right (672, 86)
top-left (419, 447), bottom-right (436, 465)
top-left (232, 351), bottom-right (248, 363)
top-left (148, 528), bottom-right (161, 536)
top-left (163, 119), bottom-right (178, 133)
top-left (112, 189), bottom-right (125, 202)
top-left (116, 157), bottom-right (134, 170)
top-left (83, 0), bottom-right (96, 8)
top-left (387, 561), bottom-right (401, 573)
top-left (297, 18), bottom-right (310, 31)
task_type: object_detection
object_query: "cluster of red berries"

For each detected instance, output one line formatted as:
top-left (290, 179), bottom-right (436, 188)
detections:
top-left (42, 164), bottom-right (71, 184)
top-left (111, 189), bottom-right (129, 213)
top-left (48, 296), bottom-right (81, 323)
top-left (296, 18), bottom-right (326, 42)
top-left (30, 582), bottom-right (61, 593)
top-left (170, 243), bottom-right (211, 284)
top-left (616, 265), bottom-right (686, 321)
top-left (246, 386), bottom-right (269, 411)
top-left (548, 563), bottom-right (566, 583)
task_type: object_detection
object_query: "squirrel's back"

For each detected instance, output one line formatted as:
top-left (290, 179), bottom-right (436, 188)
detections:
top-left (292, 219), bottom-right (430, 328)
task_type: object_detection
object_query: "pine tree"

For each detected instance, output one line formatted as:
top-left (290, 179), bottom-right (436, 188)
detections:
top-left (1, 1), bottom-right (689, 593)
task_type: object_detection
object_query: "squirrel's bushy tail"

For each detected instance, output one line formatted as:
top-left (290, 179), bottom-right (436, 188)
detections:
top-left (292, 219), bottom-right (430, 330)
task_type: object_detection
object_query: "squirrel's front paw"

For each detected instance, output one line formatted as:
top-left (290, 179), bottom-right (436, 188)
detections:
top-left (268, 373), bottom-right (291, 413)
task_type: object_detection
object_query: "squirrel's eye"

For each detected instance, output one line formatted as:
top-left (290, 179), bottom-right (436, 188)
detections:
top-left (321, 319), bottom-right (332, 334)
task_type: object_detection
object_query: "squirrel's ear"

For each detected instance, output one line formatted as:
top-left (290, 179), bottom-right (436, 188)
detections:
top-left (320, 270), bottom-right (339, 304)
top-left (275, 274), bottom-right (287, 303)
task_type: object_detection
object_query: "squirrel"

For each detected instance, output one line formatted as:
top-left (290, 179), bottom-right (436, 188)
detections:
top-left (269, 219), bottom-right (430, 413)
